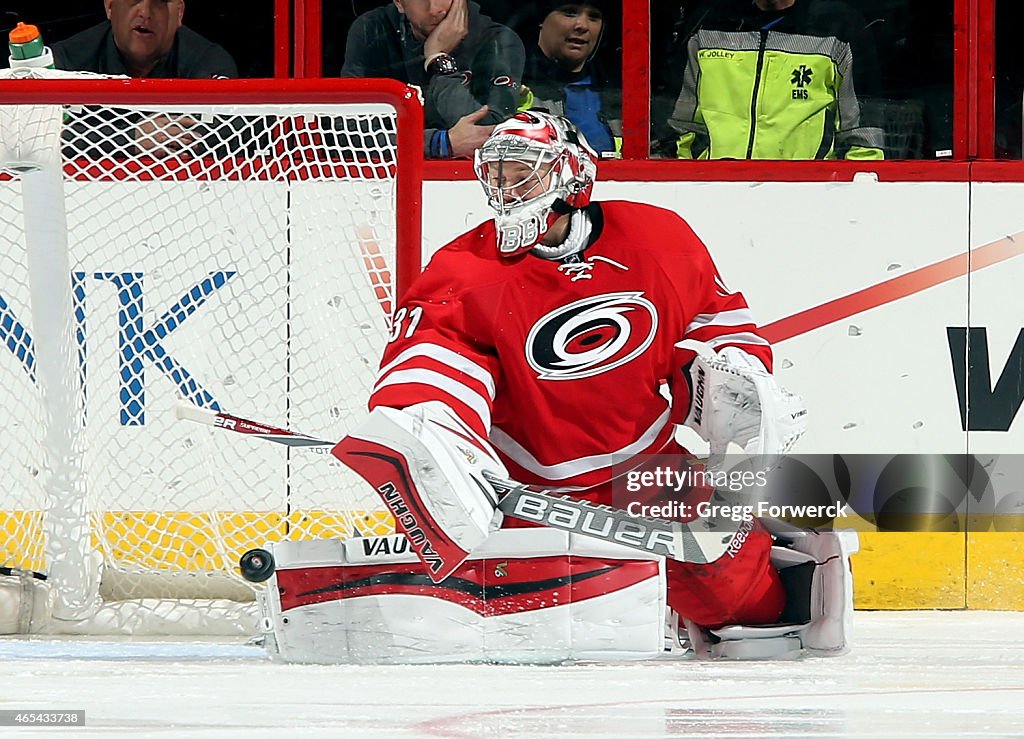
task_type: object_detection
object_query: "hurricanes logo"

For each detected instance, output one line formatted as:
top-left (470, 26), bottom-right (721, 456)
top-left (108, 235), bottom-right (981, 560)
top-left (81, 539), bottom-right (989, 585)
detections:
top-left (525, 292), bottom-right (658, 380)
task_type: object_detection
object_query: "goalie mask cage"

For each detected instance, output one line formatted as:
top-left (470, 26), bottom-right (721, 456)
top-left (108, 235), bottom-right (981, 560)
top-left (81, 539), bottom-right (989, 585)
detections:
top-left (0, 76), bottom-right (423, 635)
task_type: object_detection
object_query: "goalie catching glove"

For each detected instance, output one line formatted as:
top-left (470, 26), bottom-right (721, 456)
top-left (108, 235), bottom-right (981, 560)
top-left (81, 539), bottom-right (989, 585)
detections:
top-left (332, 401), bottom-right (507, 583)
top-left (677, 339), bottom-right (807, 458)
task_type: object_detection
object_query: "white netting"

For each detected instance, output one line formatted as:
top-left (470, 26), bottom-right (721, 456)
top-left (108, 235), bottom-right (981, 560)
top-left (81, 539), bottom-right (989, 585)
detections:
top-left (0, 74), bottom-right (417, 634)
top-left (0, 102), bottom-right (61, 170)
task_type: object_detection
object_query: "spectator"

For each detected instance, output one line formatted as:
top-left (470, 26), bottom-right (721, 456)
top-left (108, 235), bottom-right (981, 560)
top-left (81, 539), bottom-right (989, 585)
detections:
top-left (665, 0), bottom-right (883, 160)
top-left (51, 1), bottom-right (238, 158)
top-left (342, 0), bottom-right (525, 159)
top-left (517, 1), bottom-right (620, 157)
top-left (51, 0), bottom-right (237, 79)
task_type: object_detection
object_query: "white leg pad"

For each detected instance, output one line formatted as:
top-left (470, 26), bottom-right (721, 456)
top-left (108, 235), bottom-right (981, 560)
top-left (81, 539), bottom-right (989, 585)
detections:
top-left (678, 528), bottom-right (859, 659)
top-left (786, 528), bottom-right (860, 655)
top-left (0, 570), bottom-right (53, 635)
top-left (258, 529), bottom-right (666, 664)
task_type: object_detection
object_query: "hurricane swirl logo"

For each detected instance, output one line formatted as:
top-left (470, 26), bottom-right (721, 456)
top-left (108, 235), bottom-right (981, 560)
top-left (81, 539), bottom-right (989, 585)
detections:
top-left (525, 292), bottom-right (658, 380)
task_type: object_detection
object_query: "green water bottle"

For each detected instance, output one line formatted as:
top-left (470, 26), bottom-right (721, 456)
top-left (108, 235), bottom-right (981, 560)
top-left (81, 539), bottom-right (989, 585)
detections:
top-left (8, 22), bottom-right (55, 69)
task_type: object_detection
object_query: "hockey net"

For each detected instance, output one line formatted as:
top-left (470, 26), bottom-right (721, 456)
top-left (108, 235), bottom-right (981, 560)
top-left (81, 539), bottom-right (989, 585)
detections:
top-left (0, 73), bottom-right (423, 634)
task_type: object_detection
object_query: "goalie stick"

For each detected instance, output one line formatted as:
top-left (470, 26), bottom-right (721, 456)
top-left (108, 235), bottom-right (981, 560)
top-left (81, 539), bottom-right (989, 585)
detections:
top-left (174, 403), bottom-right (744, 564)
top-left (0, 567), bottom-right (46, 581)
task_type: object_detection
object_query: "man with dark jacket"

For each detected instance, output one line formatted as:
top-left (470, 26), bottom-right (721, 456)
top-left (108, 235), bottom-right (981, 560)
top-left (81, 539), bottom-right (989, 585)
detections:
top-left (342, 0), bottom-right (525, 159)
top-left (52, 0), bottom-right (237, 79)
top-left (51, 1), bottom-right (237, 158)
top-left (518, 1), bottom-right (620, 157)
top-left (667, 0), bottom-right (883, 160)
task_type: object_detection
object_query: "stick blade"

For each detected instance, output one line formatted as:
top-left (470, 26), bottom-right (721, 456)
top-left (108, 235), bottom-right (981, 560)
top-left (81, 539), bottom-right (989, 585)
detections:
top-left (174, 401), bottom-right (218, 427)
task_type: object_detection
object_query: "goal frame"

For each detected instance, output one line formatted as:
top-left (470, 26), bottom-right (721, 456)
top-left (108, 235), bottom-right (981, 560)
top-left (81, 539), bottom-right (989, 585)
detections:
top-left (0, 77), bottom-right (424, 634)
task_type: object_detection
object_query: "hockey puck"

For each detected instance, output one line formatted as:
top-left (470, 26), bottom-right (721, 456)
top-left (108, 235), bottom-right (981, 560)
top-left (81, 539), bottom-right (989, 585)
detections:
top-left (239, 548), bottom-right (276, 583)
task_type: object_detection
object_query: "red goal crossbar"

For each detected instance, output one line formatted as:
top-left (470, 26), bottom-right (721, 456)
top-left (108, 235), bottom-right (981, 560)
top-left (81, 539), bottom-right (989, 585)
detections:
top-left (0, 77), bottom-right (424, 299)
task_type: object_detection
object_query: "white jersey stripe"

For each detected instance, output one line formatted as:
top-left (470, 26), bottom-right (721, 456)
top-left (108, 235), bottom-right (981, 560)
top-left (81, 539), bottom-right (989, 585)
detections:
top-left (686, 308), bottom-right (757, 332)
top-left (705, 332), bottom-right (770, 349)
top-left (373, 369), bottom-right (492, 430)
top-left (375, 343), bottom-right (496, 399)
top-left (489, 407), bottom-right (671, 481)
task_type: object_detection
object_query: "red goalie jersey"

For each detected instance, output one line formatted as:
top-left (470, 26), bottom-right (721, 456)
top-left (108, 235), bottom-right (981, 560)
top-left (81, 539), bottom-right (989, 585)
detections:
top-left (370, 200), bottom-right (772, 495)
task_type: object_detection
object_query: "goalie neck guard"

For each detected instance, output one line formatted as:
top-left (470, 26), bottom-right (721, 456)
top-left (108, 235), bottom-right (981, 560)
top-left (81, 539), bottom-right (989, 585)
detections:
top-left (474, 111), bottom-right (598, 257)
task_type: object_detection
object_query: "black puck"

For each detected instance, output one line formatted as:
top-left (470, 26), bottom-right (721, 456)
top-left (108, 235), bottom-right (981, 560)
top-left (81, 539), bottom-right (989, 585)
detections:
top-left (239, 548), bottom-right (276, 583)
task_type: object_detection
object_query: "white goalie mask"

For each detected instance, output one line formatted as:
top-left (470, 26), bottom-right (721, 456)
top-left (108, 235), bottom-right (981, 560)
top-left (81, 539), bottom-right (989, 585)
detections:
top-left (474, 111), bottom-right (598, 256)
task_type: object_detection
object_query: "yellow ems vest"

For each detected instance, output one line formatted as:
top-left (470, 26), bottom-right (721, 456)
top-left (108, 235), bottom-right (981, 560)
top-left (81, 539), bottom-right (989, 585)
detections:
top-left (671, 29), bottom-right (884, 160)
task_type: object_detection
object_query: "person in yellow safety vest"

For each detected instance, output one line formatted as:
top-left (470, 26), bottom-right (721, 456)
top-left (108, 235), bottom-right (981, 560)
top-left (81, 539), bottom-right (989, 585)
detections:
top-left (668, 0), bottom-right (884, 160)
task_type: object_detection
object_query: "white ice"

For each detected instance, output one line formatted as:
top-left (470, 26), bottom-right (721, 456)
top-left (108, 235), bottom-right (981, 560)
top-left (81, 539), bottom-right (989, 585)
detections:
top-left (2, 611), bottom-right (1023, 738)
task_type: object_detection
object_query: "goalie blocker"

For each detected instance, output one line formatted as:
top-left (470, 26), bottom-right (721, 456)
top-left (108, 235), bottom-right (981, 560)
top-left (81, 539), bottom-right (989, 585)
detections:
top-left (332, 401), bottom-right (507, 583)
top-left (252, 526), bottom-right (857, 663)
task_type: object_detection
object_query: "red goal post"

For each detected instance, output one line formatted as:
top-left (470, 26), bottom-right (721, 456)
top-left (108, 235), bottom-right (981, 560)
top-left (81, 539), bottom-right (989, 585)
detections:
top-left (0, 76), bottom-right (423, 635)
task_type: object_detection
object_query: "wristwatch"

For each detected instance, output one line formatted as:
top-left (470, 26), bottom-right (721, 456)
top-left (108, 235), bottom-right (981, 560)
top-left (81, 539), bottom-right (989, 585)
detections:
top-left (425, 53), bottom-right (458, 77)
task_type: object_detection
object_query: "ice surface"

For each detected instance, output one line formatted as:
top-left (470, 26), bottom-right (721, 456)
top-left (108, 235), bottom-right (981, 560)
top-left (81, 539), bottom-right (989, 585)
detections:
top-left (1, 611), bottom-right (1023, 738)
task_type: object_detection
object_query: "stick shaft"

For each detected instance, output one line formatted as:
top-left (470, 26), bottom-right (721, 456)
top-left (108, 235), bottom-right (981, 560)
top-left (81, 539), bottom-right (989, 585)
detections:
top-left (175, 404), bottom-right (334, 450)
top-left (0, 566), bottom-right (48, 581)
top-left (486, 476), bottom-right (732, 564)
top-left (174, 404), bottom-right (737, 563)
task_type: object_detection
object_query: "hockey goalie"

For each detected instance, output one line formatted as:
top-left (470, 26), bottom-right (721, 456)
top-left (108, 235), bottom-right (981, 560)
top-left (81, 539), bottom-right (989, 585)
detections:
top-left (255, 111), bottom-right (857, 664)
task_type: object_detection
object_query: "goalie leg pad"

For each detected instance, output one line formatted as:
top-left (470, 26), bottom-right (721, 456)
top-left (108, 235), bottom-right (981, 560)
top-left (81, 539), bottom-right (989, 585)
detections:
top-left (663, 518), bottom-right (786, 628)
top-left (677, 527), bottom-right (859, 659)
top-left (258, 529), bottom-right (666, 664)
top-left (766, 524), bottom-right (860, 656)
top-left (0, 569), bottom-right (52, 635)
top-left (333, 401), bottom-right (507, 583)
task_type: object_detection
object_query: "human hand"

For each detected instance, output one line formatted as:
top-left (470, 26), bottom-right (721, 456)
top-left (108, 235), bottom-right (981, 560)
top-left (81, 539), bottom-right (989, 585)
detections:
top-left (447, 105), bottom-right (493, 158)
top-left (134, 113), bottom-right (201, 157)
top-left (424, 0), bottom-right (469, 58)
